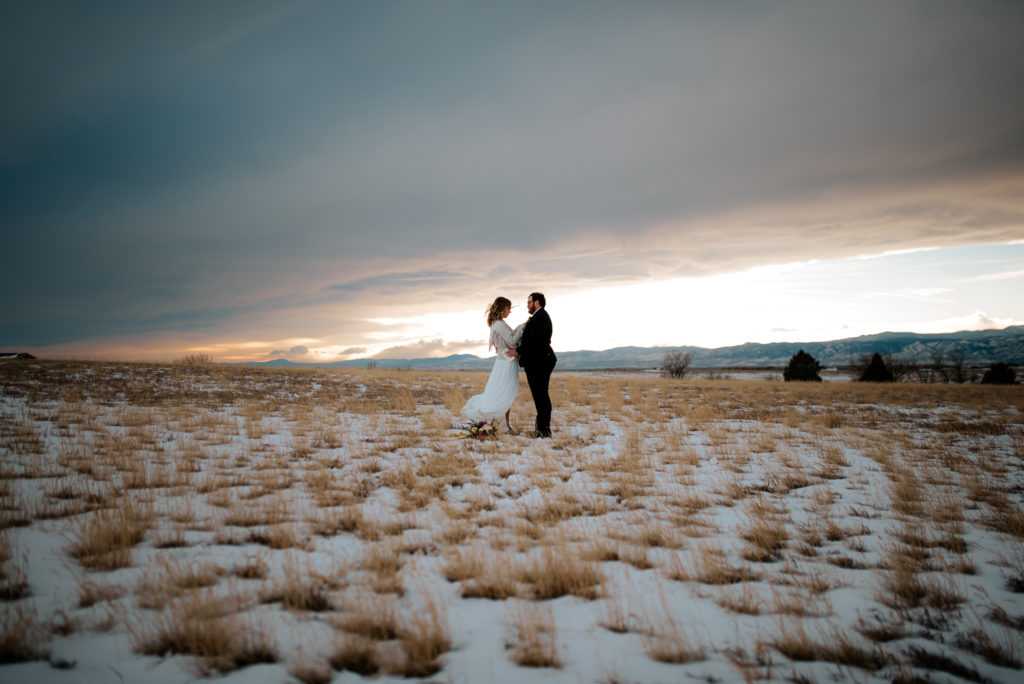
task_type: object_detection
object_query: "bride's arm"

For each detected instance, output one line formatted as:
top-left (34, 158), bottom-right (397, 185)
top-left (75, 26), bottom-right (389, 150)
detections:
top-left (511, 322), bottom-right (525, 346)
top-left (493, 321), bottom-right (519, 352)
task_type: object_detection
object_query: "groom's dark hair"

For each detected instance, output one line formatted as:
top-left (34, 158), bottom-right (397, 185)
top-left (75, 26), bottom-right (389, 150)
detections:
top-left (530, 292), bottom-right (546, 307)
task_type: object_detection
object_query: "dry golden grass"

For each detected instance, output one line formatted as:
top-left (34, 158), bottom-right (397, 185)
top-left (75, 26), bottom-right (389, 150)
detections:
top-left (330, 633), bottom-right (380, 676)
top-left (738, 494), bottom-right (790, 562)
top-left (232, 555), bottom-right (268, 580)
top-left (521, 546), bottom-right (603, 600)
top-left (665, 543), bottom-right (763, 585)
top-left (384, 587), bottom-right (451, 677)
top-left (0, 536), bottom-right (29, 602)
top-left (716, 582), bottom-right (766, 615)
top-left (361, 541), bottom-right (406, 595)
top-left (129, 589), bottom-right (276, 675)
top-left (640, 588), bottom-right (707, 664)
top-left (506, 600), bottom-right (561, 667)
top-left (760, 620), bottom-right (889, 672)
top-left (69, 499), bottom-right (151, 571)
top-left (0, 604), bottom-right (49, 663)
top-left (448, 545), bottom-right (522, 600)
top-left (289, 654), bottom-right (333, 684)
top-left (1, 361), bottom-right (1022, 681)
top-left (261, 554), bottom-right (336, 611)
top-left (333, 590), bottom-right (400, 641)
top-left (956, 618), bottom-right (1022, 668)
top-left (596, 578), bottom-right (648, 634)
top-left (135, 556), bottom-right (222, 610)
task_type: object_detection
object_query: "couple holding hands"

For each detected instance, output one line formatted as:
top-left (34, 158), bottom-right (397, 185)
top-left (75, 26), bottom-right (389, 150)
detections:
top-left (460, 293), bottom-right (556, 438)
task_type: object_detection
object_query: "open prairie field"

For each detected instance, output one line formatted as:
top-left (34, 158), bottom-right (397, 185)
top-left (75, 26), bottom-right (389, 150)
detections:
top-left (1, 361), bottom-right (1023, 683)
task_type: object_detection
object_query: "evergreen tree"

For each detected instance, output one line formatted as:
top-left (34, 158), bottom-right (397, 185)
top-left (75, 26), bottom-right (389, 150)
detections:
top-left (980, 362), bottom-right (1016, 385)
top-left (783, 349), bottom-right (822, 382)
top-left (859, 353), bottom-right (894, 382)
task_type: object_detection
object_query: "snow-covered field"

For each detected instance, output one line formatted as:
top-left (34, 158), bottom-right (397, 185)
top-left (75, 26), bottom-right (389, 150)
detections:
top-left (2, 361), bottom-right (1023, 683)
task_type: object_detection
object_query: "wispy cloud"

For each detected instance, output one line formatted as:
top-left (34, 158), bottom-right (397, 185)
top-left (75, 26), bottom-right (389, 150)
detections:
top-left (327, 270), bottom-right (468, 294)
top-left (961, 269), bottom-right (1024, 282)
top-left (865, 287), bottom-right (954, 302)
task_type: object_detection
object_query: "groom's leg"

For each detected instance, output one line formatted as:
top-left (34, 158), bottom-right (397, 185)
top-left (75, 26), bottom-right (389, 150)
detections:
top-left (534, 360), bottom-right (554, 435)
top-left (525, 366), bottom-right (544, 432)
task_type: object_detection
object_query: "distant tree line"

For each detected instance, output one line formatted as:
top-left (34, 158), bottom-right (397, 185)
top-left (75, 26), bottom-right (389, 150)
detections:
top-left (780, 349), bottom-right (1017, 384)
top-left (847, 350), bottom-right (1017, 384)
top-left (661, 346), bottom-right (1017, 384)
top-left (847, 350), bottom-right (972, 383)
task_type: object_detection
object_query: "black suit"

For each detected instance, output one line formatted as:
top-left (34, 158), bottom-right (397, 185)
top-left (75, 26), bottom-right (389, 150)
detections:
top-left (516, 307), bottom-right (557, 435)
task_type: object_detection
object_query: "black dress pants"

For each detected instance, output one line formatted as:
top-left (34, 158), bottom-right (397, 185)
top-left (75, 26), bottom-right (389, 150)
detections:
top-left (525, 356), bottom-right (556, 435)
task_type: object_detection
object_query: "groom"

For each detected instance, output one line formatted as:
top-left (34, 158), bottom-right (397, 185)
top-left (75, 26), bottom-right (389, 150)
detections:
top-left (508, 292), bottom-right (557, 437)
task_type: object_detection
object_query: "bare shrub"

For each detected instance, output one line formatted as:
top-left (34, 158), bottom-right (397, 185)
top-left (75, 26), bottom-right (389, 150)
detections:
top-left (177, 353), bottom-right (214, 366)
top-left (661, 350), bottom-right (692, 379)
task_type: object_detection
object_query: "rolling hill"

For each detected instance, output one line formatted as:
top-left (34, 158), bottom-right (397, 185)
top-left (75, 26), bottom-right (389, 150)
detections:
top-left (252, 326), bottom-right (1024, 371)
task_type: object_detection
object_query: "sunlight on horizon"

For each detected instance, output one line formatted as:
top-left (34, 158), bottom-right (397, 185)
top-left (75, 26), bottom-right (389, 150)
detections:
top-left (27, 243), bottom-right (1023, 363)
top-left (326, 242), bottom-right (1024, 361)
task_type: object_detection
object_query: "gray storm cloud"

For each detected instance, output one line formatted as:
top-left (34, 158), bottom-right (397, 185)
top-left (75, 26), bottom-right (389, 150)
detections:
top-left (2, 1), bottom-right (1023, 349)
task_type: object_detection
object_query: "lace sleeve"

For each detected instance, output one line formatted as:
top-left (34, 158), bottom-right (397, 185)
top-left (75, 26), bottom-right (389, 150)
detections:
top-left (489, 321), bottom-right (518, 354)
top-left (511, 322), bottom-right (524, 346)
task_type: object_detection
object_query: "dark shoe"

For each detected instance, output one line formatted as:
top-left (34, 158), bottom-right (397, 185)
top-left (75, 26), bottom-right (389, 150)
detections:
top-left (532, 430), bottom-right (551, 438)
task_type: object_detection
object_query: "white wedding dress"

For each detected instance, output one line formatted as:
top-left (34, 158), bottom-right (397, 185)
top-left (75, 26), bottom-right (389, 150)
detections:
top-left (460, 319), bottom-right (525, 422)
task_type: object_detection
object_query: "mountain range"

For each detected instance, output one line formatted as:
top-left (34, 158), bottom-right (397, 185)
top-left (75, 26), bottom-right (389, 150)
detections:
top-left (255, 326), bottom-right (1024, 371)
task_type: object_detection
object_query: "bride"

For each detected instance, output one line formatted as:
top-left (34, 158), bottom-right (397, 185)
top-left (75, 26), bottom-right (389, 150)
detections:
top-left (460, 297), bottom-right (525, 431)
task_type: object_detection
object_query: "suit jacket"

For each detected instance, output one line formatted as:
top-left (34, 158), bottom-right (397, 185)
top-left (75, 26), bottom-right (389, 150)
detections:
top-left (516, 307), bottom-right (556, 368)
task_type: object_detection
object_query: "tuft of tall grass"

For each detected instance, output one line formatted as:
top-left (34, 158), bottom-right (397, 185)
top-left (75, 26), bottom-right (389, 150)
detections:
top-left (129, 589), bottom-right (276, 675)
top-left (388, 588), bottom-right (451, 677)
top-left (506, 601), bottom-right (561, 668)
top-left (761, 619), bottom-right (889, 671)
top-left (0, 603), bottom-right (49, 663)
top-left (69, 499), bottom-right (151, 571)
top-left (521, 546), bottom-right (603, 600)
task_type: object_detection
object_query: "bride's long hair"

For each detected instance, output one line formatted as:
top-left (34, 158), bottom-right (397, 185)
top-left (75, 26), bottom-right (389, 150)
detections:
top-left (486, 297), bottom-right (511, 326)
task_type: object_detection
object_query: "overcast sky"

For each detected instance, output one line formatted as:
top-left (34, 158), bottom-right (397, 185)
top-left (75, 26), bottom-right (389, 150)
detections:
top-left (2, 1), bottom-right (1023, 361)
